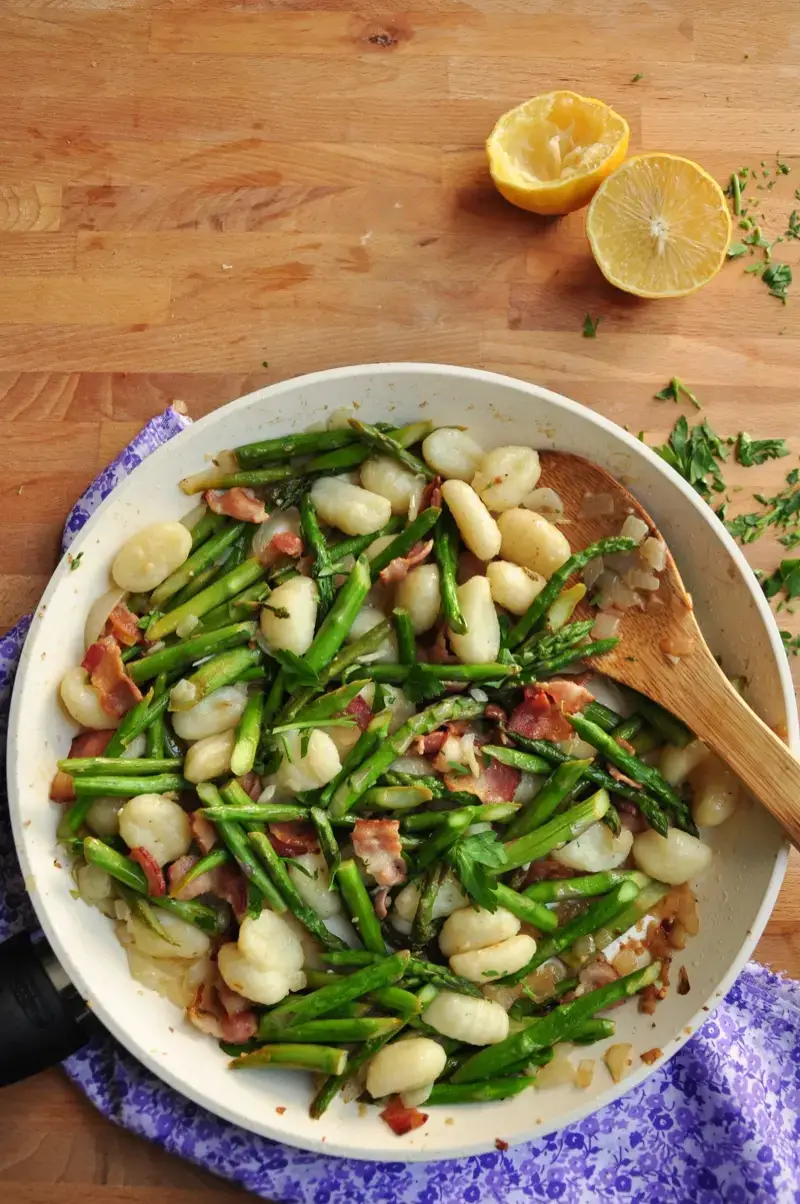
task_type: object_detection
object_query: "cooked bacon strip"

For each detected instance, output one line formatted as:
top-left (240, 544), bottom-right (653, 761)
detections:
top-left (380, 1096), bottom-right (428, 1136)
top-left (187, 978), bottom-right (257, 1043)
top-left (270, 531), bottom-right (304, 558)
top-left (444, 754), bottom-right (520, 803)
top-left (82, 636), bottom-right (143, 718)
top-left (205, 487), bottom-right (268, 524)
top-left (522, 856), bottom-right (577, 885)
top-left (346, 695), bottom-right (372, 731)
top-left (105, 602), bottom-right (142, 647)
top-left (268, 820), bottom-right (320, 857)
top-left (420, 476), bottom-right (442, 511)
top-left (352, 818), bottom-right (406, 887)
top-left (413, 729), bottom-right (448, 757)
top-left (578, 955), bottom-right (619, 991)
top-left (373, 885), bottom-right (391, 920)
top-left (537, 679), bottom-right (595, 713)
top-left (190, 811), bottom-right (219, 853)
top-left (236, 771), bottom-right (262, 802)
top-left (484, 703), bottom-right (507, 725)
top-left (508, 679), bottom-right (593, 744)
top-left (130, 847), bottom-right (166, 897)
top-left (379, 539), bottom-right (434, 585)
top-left (608, 764), bottom-right (642, 790)
top-left (214, 863), bottom-right (248, 919)
top-left (50, 729), bottom-right (113, 802)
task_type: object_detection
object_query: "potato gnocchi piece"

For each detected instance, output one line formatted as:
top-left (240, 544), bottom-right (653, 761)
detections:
top-left (497, 508), bottom-right (571, 579)
top-left (632, 828), bottom-right (712, 885)
top-left (448, 576), bottom-right (501, 664)
top-left (422, 428), bottom-right (484, 481)
top-left (361, 455), bottom-right (424, 515)
top-left (440, 480), bottom-right (502, 562)
top-left (472, 446), bottom-right (541, 512)
top-left (486, 560), bottom-right (546, 615)
top-left (311, 476), bottom-right (392, 536)
top-left (260, 577), bottom-right (318, 656)
top-left (112, 522), bottom-right (193, 593)
top-left (394, 564), bottom-right (441, 634)
top-left (366, 1037), bottom-right (447, 1099)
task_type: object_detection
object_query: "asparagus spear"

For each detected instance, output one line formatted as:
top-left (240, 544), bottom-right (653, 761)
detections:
top-left (583, 700), bottom-right (624, 732)
top-left (358, 785), bottom-right (433, 812)
top-left (348, 418), bottom-right (434, 480)
top-left (520, 638), bottom-right (620, 681)
top-left (508, 536), bottom-right (638, 648)
top-left (244, 827), bottom-right (347, 950)
top-left (304, 555), bottom-right (371, 674)
top-left (321, 619), bottom-right (393, 684)
top-left (104, 689), bottom-right (165, 757)
top-left (320, 707), bottom-right (392, 807)
top-left (198, 802), bottom-right (309, 823)
top-left (128, 621), bottom-right (257, 684)
top-left (405, 957), bottom-right (483, 999)
top-left (310, 806), bottom-right (341, 884)
top-left (188, 509), bottom-right (226, 550)
top-left (262, 949), bottom-right (410, 1029)
top-left (498, 879), bottom-right (642, 986)
top-left (611, 714), bottom-right (644, 743)
top-left (150, 520), bottom-right (246, 609)
top-left (235, 427), bottom-right (360, 469)
top-left (499, 788), bottom-right (611, 873)
top-left (492, 882), bottom-right (558, 933)
top-left (319, 517), bottom-right (405, 575)
top-left (451, 962), bottom-right (662, 1082)
top-left (367, 508), bottom-right (442, 581)
top-left (481, 744), bottom-right (559, 778)
top-left (230, 688), bottom-right (264, 777)
top-left (393, 607), bottom-right (416, 665)
top-left (404, 802), bottom-right (519, 832)
top-left (434, 507), bottom-right (467, 634)
top-left (196, 782), bottom-right (288, 913)
top-left (58, 757), bottom-right (182, 776)
top-left (360, 662), bottom-right (520, 685)
top-left (588, 880), bottom-right (670, 957)
top-left (321, 950), bottom-right (380, 968)
top-left (569, 1018), bottom-right (616, 1045)
top-left (230, 1044), bottom-right (348, 1075)
top-left (505, 758), bottom-right (591, 839)
top-left (631, 694), bottom-right (693, 748)
top-left (169, 847), bottom-right (231, 897)
top-left (427, 1077), bottom-right (535, 1104)
top-left (336, 859), bottom-right (385, 954)
top-left (71, 773), bottom-right (189, 798)
top-left (411, 862), bottom-right (445, 951)
top-left (147, 559), bottom-right (264, 642)
top-left (257, 1016), bottom-right (403, 1044)
top-left (171, 646), bottom-right (263, 709)
top-left (300, 492), bottom-right (334, 615)
top-left (329, 696), bottom-right (484, 818)
top-left (523, 870), bottom-right (649, 903)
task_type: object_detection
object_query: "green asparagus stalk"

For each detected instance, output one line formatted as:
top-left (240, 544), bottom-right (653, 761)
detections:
top-left (329, 696), bottom-right (483, 818)
top-left (492, 882), bottom-right (558, 933)
top-left (451, 961), bottom-right (662, 1082)
top-left (520, 638), bottom-right (619, 680)
top-left (498, 879), bottom-right (642, 986)
top-left (320, 517), bottom-right (405, 574)
top-left (262, 950), bottom-right (410, 1029)
top-left (367, 508), bottom-right (442, 581)
top-left (320, 708), bottom-right (392, 807)
top-left (147, 559), bottom-right (264, 642)
top-left (504, 759), bottom-right (591, 839)
top-left (151, 520), bottom-right (246, 609)
top-left (230, 1044), bottom-right (348, 1075)
top-left (508, 536), bottom-right (638, 648)
top-left (434, 507), bottom-right (467, 634)
top-left (321, 950), bottom-right (380, 967)
top-left (589, 880), bottom-right (671, 956)
top-left (427, 1077), bottom-right (535, 1105)
top-left (196, 782), bottom-right (287, 913)
top-left (411, 862), bottom-right (446, 951)
top-left (569, 1018), bottom-right (616, 1045)
top-left (257, 1016), bottom-right (403, 1044)
top-left (245, 827), bottom-right (347, 951)
top-left (235, 427), bottom-right (360, 469)
top-left (499, 788), bottom-right (611, 873)
top-left (405, 957), bottom-right (483, 999)
top-left (359, 785), bottom-right (433, 812)
top-left (171, 645), bottom-right (263, 709)
top-left (58, 757), bottom-right (182, 776)
top-left (169, 847), bottom-right (231, 897)
top-left (360, 662), bottom-right (520, 685)
top-left (336, 859), bottom-right (385, 954)
top-left (104, 689), bottom-right (163, 757)
top-left (188, 509), bottom-right (226, 550)
top-left (230, 688), bottom-right (264, 777)
top-left (611, 714), bottom-right (644, 743)
top-left (523, 870), bottom-right (649, 903)
top-left (310, 806), bottom-right (341, 885)
top-left (481, 745), bottom-right (557, 778)
top-left (393, 607), bottom-right (417, 665)
top-left (72, 773), bottom-right (189, 798)
top-left (518, 619), bottom-right (595, 666)
top-left (321, 619), bottom-right (393, 684)
top-left (349, 418), bottom-right (434, 480)
top-left (631, 694), bottom-right (693, 748)
top-left (129, 621), bottom-right (257, 684)
top-left (404, 802), bottom-right (519, 832)
top-left (304, 555), bottom-right (371, 674)
top-left (299, 492), bottom-right (334, 616)
top-left (144, 671), bottom-right (168, 758)
top-left (583, 700), bottom-right (624, 732)
top-left (198, 803), bottom-right (308, 823)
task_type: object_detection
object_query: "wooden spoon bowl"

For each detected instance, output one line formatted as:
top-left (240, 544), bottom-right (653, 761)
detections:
top-left (539, 451), bottom-right (800, 849)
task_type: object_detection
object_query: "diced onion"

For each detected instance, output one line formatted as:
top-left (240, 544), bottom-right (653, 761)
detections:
top-left (175, 613), bottom-right (201, 639)
top-left (579, 492), bottom-right (615, 518)
top-left (523, 487), bottom-right (564, 522)
top-left (624, 569), bottom-right (660, 592)
top-left (169, 679), bottom-right (198, 711)
top-left (620, 514), bottom-right (649, 545)
top-left (596, 571), bottom-right (642, 613)
top-left (576, 1059), bottom-right (595, 1089)
top-left (604, 1042), bottom-right (633, 1084)
top-left (251, 507), bottom-right (301, 560)
top-left (533, 1053), bottom-right (576, 1088)
top-left (660, 630), bottom-right (695, 658)
top-left (591, 612), bottom-right (621, 640)
top-left (640, 537), bottom-right (667, 572)
top-left (582, 556), bottom-right (605, 590)
top-left (214, 449), bottom-right (239, 474)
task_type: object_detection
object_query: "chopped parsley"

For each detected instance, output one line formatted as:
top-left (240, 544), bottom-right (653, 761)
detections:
top-left (446, 831), bottom-right (508, 913)
top-left (630, 72), bottom-right (644, 83)
top-left (69, 552), bottom-right (83, 572)
top-left (652, 415), bottom-right (727, 497)
top-left (735, 433), bottom-right (790, 467)
top-left (761, 559), bottom-right (800, 603)
top-left (726, 242), bottom-right (748, 259)
top-left (781, 630), bottom-right (800, 656)
top-left (582, 313), bottom-right (602, 338)
top-left (654, 377), bottom-right (701, 411)
top-left (724, 469), bottom-right (800, 545)
top-left (762, 262), bottom-right (792, 303)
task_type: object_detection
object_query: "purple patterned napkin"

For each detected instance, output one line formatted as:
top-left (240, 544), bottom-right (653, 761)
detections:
top-left (1, 408), bottom-right (799, 1203)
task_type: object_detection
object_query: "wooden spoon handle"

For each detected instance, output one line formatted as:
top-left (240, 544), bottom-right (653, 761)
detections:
top-left (665, 648), bottom-right (800, 850)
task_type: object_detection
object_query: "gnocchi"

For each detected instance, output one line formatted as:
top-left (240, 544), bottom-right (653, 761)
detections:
top-left (422, 427), bottom-right (484, 481)
top-left (423, 991), bottom-right (510, 1046)
top-left (448, 576), bottom-right (501, 664)
top-left (449, 934), bottom-right (537, 983)
top-left (183, 729), bottom-right (237, 783)
top-left (690, 754), bottom-right (740, 827)
top-left (486, 560), bottom-right (546, 615)
top-left (287, 852), bottom-right (343, 919)
top-left (365, 1037), bottom-right (447, 1099)
top-left (361, 456), bottom-right (424, 515)
top-left (497, 508), bottom-right (571, 578)
top-left (276, 729), bottom-right (342, 794)
top-left (60, 667), bottom-right (120, 730)
top-left (472, 446), bottom-right (541, 512)
top-left (260, 576), bottom-right (318, 656)
top-left (439, 905), bottom-right (520, 957)
top-left (633, 828), bottom-right (713, 885)
top-left (440, 479), bottom-right (502, 561)
top-left (171, 684), bottom-right (249, 741)
top-left (118, 793), bottom-right (192, 866)
top-left (125, 910), bottom-right (211, 960)
top-left (394, 564), bottom-right (441, 634)
top-left (112, 522), bottom-right (192, 592)
top-left (311, 476), bottom-right (392, 536)
top-left (552, 821), bottom-right (634, 873)
top-left (219, 910), bottom-right (306, 1005)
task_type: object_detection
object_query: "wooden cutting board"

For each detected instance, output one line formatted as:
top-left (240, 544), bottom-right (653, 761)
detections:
top-left (1, 0), bottom-right (798, 1197)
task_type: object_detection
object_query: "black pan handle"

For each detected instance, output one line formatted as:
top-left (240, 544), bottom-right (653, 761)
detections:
top-left (0, 931), bottom-right (95, 1086)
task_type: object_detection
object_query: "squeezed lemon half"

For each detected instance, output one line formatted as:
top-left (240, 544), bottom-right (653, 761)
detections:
top-left (486, 90), bottom-right (630, 216)
top-left (586, 153), bottom-right (732, 298)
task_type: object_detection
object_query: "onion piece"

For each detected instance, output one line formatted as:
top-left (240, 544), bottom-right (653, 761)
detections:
top-left (624, 569), bottom-right (660, 592)
top-left (660, 630), bottom-right (695, 658)
top-left (592, 612), bottom-right (621, 640)
top-left (640, 536), bottom-right (667, 572)
top-left (524, 487), bottom-right (564, 522)
top-left (180, 502), bottom-right (208, 532)
top-left (214, 449), bottom-right (239, 474)
top-left (620, 514), bottom-right (649, 545)
top-left (251, 507), bottom-right (302, 561)
top-left (576, 1059), bottom-right (595, 1089)
top-left (603, 1043), bottom-right (633, 1084)
top-left (582, 556), bottom-right (605, 590)
top-left (579, 492), bottom-right (615, 518)
top-left (533, 1053), bottom-right (576, 1087)
top-left (84, 587), bottom-right (127, 649)
top-left (176, 613), bottom-right (201, 639)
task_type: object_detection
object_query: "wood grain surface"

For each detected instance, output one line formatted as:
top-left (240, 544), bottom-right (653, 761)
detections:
top-left (1, 0), bottom-right (800, 1197)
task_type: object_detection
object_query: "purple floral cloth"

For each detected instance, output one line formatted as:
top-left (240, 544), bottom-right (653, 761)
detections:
top-left (1, 408), bottom-right (799, 1203)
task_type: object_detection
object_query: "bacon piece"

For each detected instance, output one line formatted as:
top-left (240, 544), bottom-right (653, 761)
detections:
top-left (268, 820), bottom-right (319, 856)
top-left (346, 695), bottom-right (372, 731)
top-left (82, 636), bottom-right (143, 718)
top-left (168, 853), bottom-right (247, 915)
top-left (237, 771), bottom-right (262, 802)
top-left (617, 802), bottom-right (648, 834)
top-left (373, 885), bottom-right (391, 920)
top-left (379, 539), bottom-right (434, 585)
top-left (380, 1096), bottom-right (428, 1136)
top-left (484, 703), bottom-right (507, 725)
top-left (205, 487), bottom-right (268, 524)
top-left (616, 736), bottom-right (636, 756)
top-left (220, 1010), bottom-right (258, 1043)
top-left (187, 978), bottom-right (257, 1043)
top-left (507, 679), bottom-right (593, 744)
top-left (105, 602), bottom-right (142, 647)
top-left (49, 729), bottom-right (113, 802)
top-left (352, 818), bottom-right (406, 887)
top-left (420, 476), bottom-right (442, 511)
top-left (425, 624), bottom-right (456, 665)
top-left (168, 854), bottom-right (211, 900)
top-left (270, 531), bottom-right (304, 558)
top-left (190, 811), bottom-right (219, 853)
top-left (444, 755), bottom-right (520, 803)
top-left (214, 863), bottom-right (248, 919)
top-left (608, 764), bottom-right (642, 790)
top-left (522, 856), bottom-right (577, 885)
top-left (578, 955), bottom-right (619, 991)
top-left (413, 729), bottom-right (448, 757)
top-left (130, 847), bottom-right (166, 897)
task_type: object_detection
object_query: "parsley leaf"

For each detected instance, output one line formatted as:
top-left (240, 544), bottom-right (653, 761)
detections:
top-left (630, 72), bottom-right (644, 83)
top-left (653, 415), bottom-right (728, 497)
top-left (725, 469), bottom-right (800, 545)
top-left (653, 377), bottom-right (701, 411)
top-left (270, 649), bottom-right (320, 690)
top-left (582, 313), bottom-right (602, 338)
top-left (447, 831), bottom-right (508, 913)
top-left (735, 433), bottom-right (791, 467)
top-left (726, 242), bottom-right (748, 259)
top-left (446, 761), bottom-right (471, 777)
top-left (781, 630), bottom-right (800, 656)
top-left (69, 552), bottom-right (83, 572)
top-left (762, 262), bottom-right (792, 303)
top-left (761, 559), bottom-right (800, 603)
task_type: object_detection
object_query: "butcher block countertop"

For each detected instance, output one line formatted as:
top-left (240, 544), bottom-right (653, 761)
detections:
top-left (1, 0), bottom-right (799, 1198)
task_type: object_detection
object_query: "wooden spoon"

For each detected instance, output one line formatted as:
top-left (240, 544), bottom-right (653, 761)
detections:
top-left (538, 451), bottom-right (800, 849)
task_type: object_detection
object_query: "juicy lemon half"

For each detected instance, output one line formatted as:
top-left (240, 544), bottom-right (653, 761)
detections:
top-left (486, 90), bottom-right (630, 216)
top-left (586, 153), bottom-right (732, 298)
